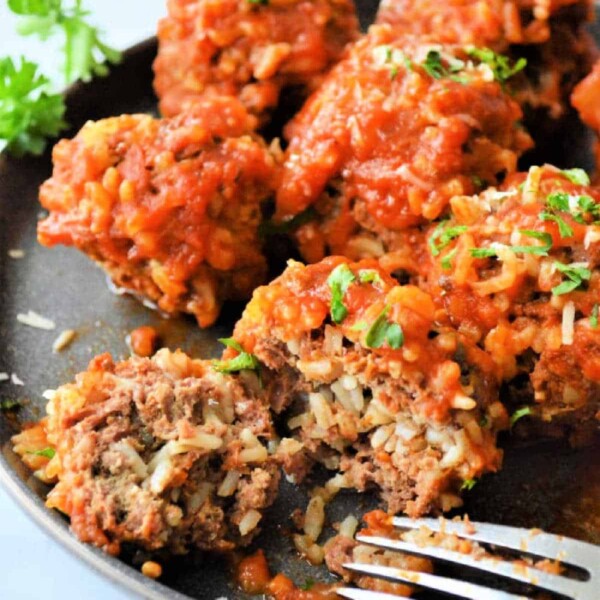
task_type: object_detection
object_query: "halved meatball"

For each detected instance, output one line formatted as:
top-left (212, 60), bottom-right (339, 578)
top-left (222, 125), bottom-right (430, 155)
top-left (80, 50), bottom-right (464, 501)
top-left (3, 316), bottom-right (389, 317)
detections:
top-left (275, 25), bottom-right (532, 266)
top-left (153, 0), bottom-right (360, 124)
top-left (420, 164), bottom-right (600, 441)
top-left (12, 349), bottom-right (279, 556)
top-left (38, 97), bottom-right (278, 327)
top-left (230, 257), bottom-right (508, 516)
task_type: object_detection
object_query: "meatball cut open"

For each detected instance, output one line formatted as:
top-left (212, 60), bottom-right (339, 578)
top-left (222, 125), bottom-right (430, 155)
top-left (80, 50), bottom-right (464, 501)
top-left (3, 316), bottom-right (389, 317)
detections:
top-left (231, 258), bottom-right (508, 516)
top-left (20, 349), bottom-right (279, 556)
top-left (38, 97), bottom-right (277, 327)
top-left (420, 165), bottom-right (600, 441)
top-left (153, 0), bottom-right (360, 124)
top-left (275, 25), bottom-right (532, 267)
top-left (376, 0), bottom-right (597, 129)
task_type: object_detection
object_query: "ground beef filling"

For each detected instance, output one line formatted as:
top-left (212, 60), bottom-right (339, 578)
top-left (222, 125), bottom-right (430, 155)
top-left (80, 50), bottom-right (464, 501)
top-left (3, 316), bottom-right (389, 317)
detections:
top-left (16, 350), bottom-right (280, 556)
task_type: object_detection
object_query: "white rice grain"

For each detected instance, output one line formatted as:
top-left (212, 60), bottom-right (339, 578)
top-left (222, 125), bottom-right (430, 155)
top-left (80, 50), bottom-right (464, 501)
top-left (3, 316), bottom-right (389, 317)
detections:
top-left (304, 495), bottom-right (325, 541)
top-left (561, 301), bottom-right (575, 346)
top-left (217, 470), bottom-right (240, 497)
top-left (17, 310), bottom-right (56, 330)
top-left (239, 509), bottom-right (262, 536)
top-left (11, 373), bottom-right (24, 386)
top-left (52, 329), bottom-right (76, 353)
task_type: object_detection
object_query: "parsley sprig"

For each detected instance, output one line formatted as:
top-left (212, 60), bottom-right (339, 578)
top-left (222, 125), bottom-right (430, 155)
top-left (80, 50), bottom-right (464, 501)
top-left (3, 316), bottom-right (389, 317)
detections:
top-left (27, 447), bottom-right (56, 459)
top-left (213, 338), bottom-right (260, 374)
top-left (422, 50), bottom-right (466, 82)
top-left (460, 478), bottom-right (477, 491)
top-left (327, 264), bottom-right (356, 324)
top-left (365, 305), bottom-right (404, 350)
top-left (591, 304), bottom-right (599, 329)
top-left (8, 0), bottom-right (121, 84)
top-left (510, 406), bottom-right (533, 426)
top-left (552, 262), bottom-right (591, 296)
top-left (0, 56), bottom-right (66, 156)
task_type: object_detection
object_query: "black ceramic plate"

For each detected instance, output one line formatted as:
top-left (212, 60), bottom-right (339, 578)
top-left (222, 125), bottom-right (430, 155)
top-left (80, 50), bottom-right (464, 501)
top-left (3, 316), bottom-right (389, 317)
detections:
top-left (1, 4), bottom-right (600, 599)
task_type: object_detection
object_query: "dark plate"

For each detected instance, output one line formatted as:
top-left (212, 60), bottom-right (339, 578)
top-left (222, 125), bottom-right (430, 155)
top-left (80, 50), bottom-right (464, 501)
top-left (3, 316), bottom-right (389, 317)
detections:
top-left (1, 3), bottom-right (600, 599)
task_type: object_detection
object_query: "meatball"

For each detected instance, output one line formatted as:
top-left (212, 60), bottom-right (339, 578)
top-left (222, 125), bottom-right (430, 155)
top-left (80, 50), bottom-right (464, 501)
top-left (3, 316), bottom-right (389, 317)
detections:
top-left (231, 257), bottom-right (507, 516)
top-left (275, 25), bottom-right (532, 266)
top-left (376, 0), bottom-right (597, 132)
top-left (38, 97), bottom-right (277, 327)
top-left (153, 0), bottom-right (360, 124)
top-left (15, 349), bottom-right (279, 556)
top-left (420, 165), bottom-right (600, 441)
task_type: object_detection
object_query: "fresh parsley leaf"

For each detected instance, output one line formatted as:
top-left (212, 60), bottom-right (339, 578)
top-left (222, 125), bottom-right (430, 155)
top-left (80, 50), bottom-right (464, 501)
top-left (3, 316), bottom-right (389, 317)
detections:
top-left (441, 248), bottom-right (457, 270)
top-left (27, 447), bottom-right (56, 459)
top-left (561, 168), bottom-right (590, 186)
top-left (429, 221), bottom-right (468, 256)
top-left (212, 338), bottom-right (260, 373)
top-left (259, 206), bottom-right (317, 238)
top-left (546, 192), bottom-right (570, 212)
top-left (300, 579), bottom-right (315, 591)
top-left (552, 262), bottom-right (591, 296)
top-left (0, 399), bottom-right (21, 412)
top-left (327, 264), bottom-right (356, 324)
top-left (9, 0), bottom-right (122, 84)
top-left (460, 478), bottom-right (477, 491)
top-left (421, 50), bottom-right (465, 81)
top-left (465, 47), bottom-right (526, 84)
top-left (577, 195), bottom-right (600, 220)
top-left (0, 56), bottom-right (67, 156)
top-left (510, 406), bottom-right (533, 426)
top-left (470, 230), bottom-right (552, 258)
top-left (248, 0), bottom-right (269, 4)
top-left (358, 270), bottom-right (383, 285)
top-left (365, 305), bottom-right (404, 350)
top-left (591, 304), bottom-right (599, 329)
top-left (540, 211), bottom-right (573, 238)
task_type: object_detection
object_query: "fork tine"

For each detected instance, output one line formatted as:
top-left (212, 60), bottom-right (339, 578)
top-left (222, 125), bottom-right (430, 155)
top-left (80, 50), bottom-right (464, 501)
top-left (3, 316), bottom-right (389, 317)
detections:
top-left (336, 589), bottom-right (402, 600)
top-left (355, 534), bottom-right (586, 599)
top-left (392, 517), bottom-right (600, 572)
top-left (342, 564), bottom-right (529, 600)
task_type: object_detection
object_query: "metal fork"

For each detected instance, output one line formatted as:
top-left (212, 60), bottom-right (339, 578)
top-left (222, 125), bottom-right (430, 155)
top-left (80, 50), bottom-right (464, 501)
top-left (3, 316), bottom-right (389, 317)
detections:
top-left (336, 517), bottom-right (600, 600)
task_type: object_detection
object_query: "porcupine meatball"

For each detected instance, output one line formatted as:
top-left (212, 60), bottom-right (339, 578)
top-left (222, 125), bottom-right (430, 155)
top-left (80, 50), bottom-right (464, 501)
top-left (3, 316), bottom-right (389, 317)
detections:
top-left (275, 25), bottom-right (532, 268)
top-left (153, 0), bottom-right (360, 124)
top-left (12, 349), bottom-right (279, 556)
top-left (420, 165), bottom-right (600, 441)
top-left (230, 257), bottom-right (508, 516)
top-left (37, 97), bottom-right (277, 328)
top-left (376, 0), bottom-right (597, 138)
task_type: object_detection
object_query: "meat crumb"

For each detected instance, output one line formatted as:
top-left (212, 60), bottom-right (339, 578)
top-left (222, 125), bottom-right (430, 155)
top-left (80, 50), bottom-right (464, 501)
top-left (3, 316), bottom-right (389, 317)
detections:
top-left (128, 326), bottom-right (159, 357)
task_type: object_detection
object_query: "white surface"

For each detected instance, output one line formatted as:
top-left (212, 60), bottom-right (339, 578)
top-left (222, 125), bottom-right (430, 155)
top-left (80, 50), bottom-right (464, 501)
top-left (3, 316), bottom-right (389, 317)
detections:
top-left (0, 2), bottom-right (166, 599)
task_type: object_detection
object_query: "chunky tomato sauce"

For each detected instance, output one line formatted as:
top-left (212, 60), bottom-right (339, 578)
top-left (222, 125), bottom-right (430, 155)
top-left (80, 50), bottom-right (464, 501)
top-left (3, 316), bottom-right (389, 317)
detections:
top-left (38, 97), bottom-right (277, 327)
top-left (154, 0), bottom-right (359, 123)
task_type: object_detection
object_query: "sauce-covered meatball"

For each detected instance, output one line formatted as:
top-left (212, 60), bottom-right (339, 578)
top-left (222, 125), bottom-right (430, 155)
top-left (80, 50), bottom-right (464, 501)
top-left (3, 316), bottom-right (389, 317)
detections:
top-left (12, 349), bottom-right (279, 556)
top-left (231, 257), bottom-right (507, 516)
top-left (421, 165), bottom-right (600, 441)
top-left (275, 25), bottom-right (532, 265)
top-left (153, 0), bottom-right (360, 124)
top-left (38, 97), bottom-right (278, 327)
top-left (376, 0), bottom-right (597, 128)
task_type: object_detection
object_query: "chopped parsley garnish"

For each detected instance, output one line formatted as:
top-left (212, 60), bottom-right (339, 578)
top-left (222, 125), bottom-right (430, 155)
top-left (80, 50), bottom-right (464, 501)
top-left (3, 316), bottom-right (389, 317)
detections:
top-left (460, 478), bottom-right (477, 491)
top-left (248, 0), bottom-right (269, 4)
top-left (213, 338), bottom-right (260, 373)
top-left (591, 304), bottom-right (599, 329)
top-left (258, 206), bottom-right (317, 238)
top-left (540, 192), bottom-right (574, 238)
top-left (441, 248), bottom-right (457, 270)
top-left (465, 47), bottom-right (526, 85)
top-left (429, 221), bottom-right (468, 256)
top-left (577, 195), bottom-right (600, 220)
top-left (300, 579), bottom-right (315, 591)
top-left (327, 264), bottom-right (356, 324)
top-left (510, 406), bottom-right (533, 426)
top-left (28, 447), bottom-right (56, 459)
top-left (561, 168), bottom-right (590, 186)
top-left (0, 399), bottom-right (21, 412)
top-left (422, 50), bottom-right (465, 82)
top-left (552, 262), bottom-right (591, 296)
top-left (470, 230), bottom-right (553, 258)
top-left (358, 269), bottom-right (383, 285)
top-left (365, 305), bottom-right (404, 350)
top-left (479, 415), bottom-right (489, 428)
top-left (0, 56), bottom-right (67, 156)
